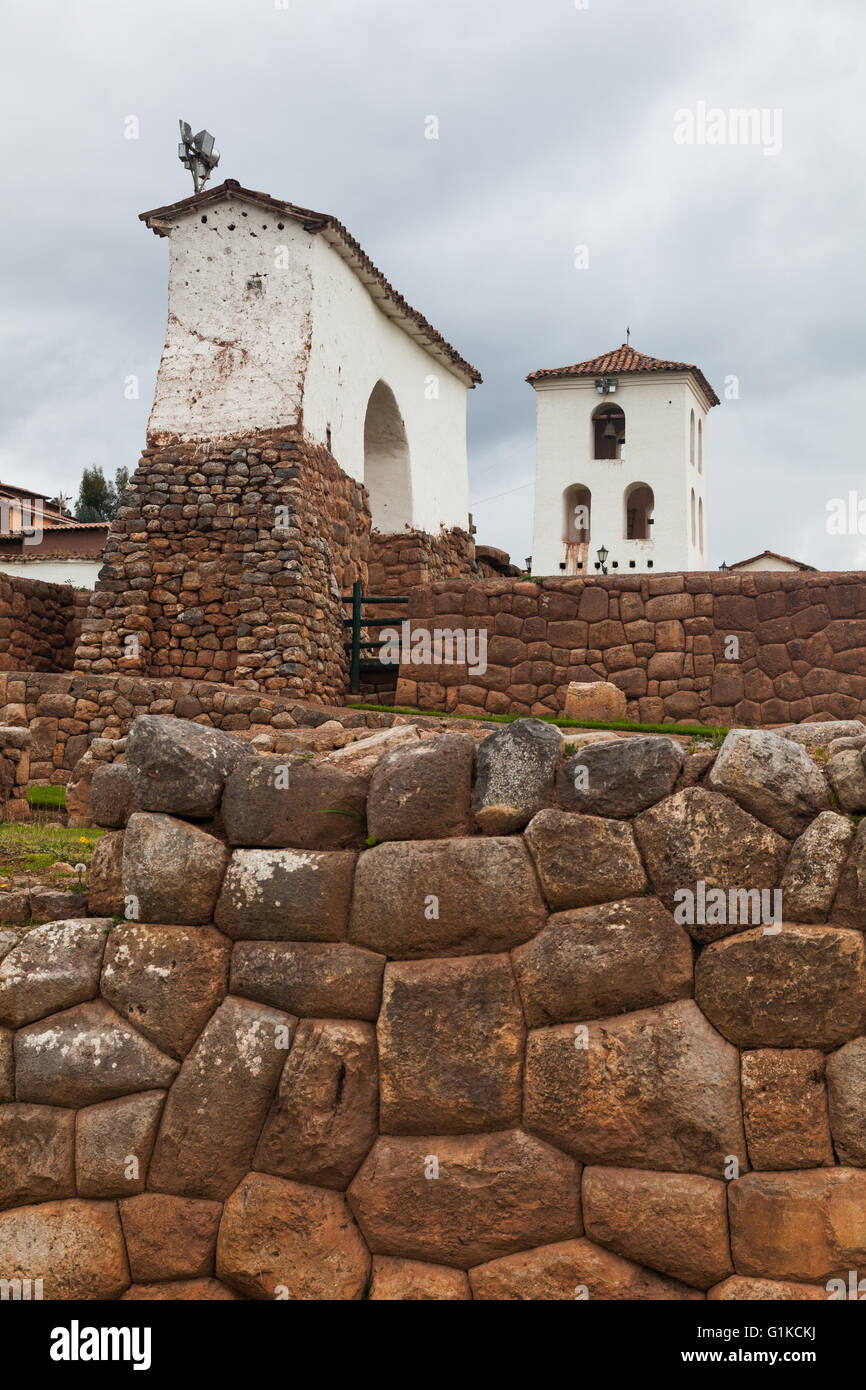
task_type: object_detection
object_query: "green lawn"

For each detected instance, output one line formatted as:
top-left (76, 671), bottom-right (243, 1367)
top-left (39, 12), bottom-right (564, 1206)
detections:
top-left (0, 823), bottom-right (105, 884)
top-left (352, 701), bottom-right (729, 741)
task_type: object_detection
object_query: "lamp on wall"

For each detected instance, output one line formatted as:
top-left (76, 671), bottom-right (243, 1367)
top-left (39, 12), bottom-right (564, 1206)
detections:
top-left (596, 544), bottom-right (609, 575)
top-left (719, 561), bottom-right (730, 571)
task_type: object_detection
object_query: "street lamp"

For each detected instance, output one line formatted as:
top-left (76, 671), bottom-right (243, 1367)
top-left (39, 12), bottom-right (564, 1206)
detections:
top-left (596, 544), bottom-right (609, 575)
top-left (719, 561), bottom-right (730, 571)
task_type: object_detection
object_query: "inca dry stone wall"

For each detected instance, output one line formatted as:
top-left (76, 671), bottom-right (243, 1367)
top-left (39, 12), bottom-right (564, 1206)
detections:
top-left (0, 574), bottom-right (86, 674)
top-left (395, 570), bottom-right (866, 725)
top-left (73, 430), bottom-right (370, 702)
top-left (2, 713), bottom-right (866, 1299)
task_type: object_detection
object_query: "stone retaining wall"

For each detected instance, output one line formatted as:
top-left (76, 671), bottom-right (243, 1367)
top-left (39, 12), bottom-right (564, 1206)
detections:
top-left (0, 574), bottom-right (87, 674)
top-left (394, 570), bottom-right (866, 724)
top-left (73, 429), bottom-right (371, 702)
top-left (1, 715), bottom-right (866, 1298)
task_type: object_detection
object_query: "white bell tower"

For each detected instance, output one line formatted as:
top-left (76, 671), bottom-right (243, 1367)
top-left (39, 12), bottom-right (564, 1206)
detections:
top-left (527, 344), bottom-right (718, 576)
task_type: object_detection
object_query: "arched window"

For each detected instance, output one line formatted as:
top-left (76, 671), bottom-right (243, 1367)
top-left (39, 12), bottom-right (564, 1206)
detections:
top-left (363, 380), bottom-right (412, 532)
top-left (689, 409), bottom-right (695, 466)
top-left (691, 488), bottom-right (696, 546)
top-left (698, 496), bottom-right (704, 554)
top-left (698, 417), bottom-right (703, 473)
top-left (624, 482), bottom-right (655, 540)
top-left (592, 404), bottom-right (626, 460)
top-left (563, 484), bottom-right (591, 543)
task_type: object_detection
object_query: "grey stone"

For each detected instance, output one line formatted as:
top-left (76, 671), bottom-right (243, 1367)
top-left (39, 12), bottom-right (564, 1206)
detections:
top-left (708, 729), bottom-right (830, 837)
top-left (556, 736), bottom-right (684, 817)
top-left (367, 733), bottom-right (475, 841)
top-left (524, 809), bottom-right (647, 910)
top-left (214, 848), bottom-right (356, 940)
top-left (122, 813), bottom-right (229, 926)
top-left (89, 763), bottom-right (139, 828)
top-left (125, 714), bottom-right (252, 818)
top-left (0, 920), bottom-right (111, 1028)
top-left (222, 756), bottom-right (369, 850)
top-left (15, 1000), bottom-right (179, 1107)
top-left (230, 941), bottom-right (385, 1020)
top-left (779, 811), bottom-right (855, 922)
top-left (472, 718), bottom-right (561, 834)
top-left (826, 1037), bottom-right (866, 1166)
top-left (827, 750), bottom-right (866, 812)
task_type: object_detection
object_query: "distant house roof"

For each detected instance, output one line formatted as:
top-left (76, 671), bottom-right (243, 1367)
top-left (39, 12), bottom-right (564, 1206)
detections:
top-left (729, 549), bottom-right (817, 572)
top-left (526, 343), bottom-right (719, 407)
top-left (139, 179), bottom-right (482, 388)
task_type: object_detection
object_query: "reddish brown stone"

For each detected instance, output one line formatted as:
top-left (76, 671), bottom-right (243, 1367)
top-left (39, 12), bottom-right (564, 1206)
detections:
top-left (348, 1131), bottom-right (581, 1269)
top-left (230, 941), bottom-right (384, 1020)
top-left (255, 1019), bottom-right (378, 1189)
top-left (119, 1194), bottom-right (223, 1281)
top-left (368, 1256), bottom-right (471, 1300)
top-left (88, 830), bottom-right (125, 916)
top-left (469, 1238), bottom-right (702, 1300)
top-left (741, 1049), bottom-right (834, 1170)
top-left (707, 1276), bottom-right (828, 1301)
top-left (0, 1104), bottom-right (75, 1210)
top-left (0, 1199), bottom-right (129, 1299)
top-left (378, 955), bottom-right (524, 1134)
top-left (76, 1091), bottom-right (165, 1198)
top-left (524, 999), bottom-right (746, 1179)
top-left (524, 810), bottom-right (647, 910)
top-left (121, 1278), bottom-right (244, 1300)
top-left (729, 1170), bottom-right (866, 1283)
top-left (582, 1167), bottom-right (732, 1290)
top-left (217, 1172), bottom-right (370, 1300)
top-left (101, 923), bottom-right (230, 1058)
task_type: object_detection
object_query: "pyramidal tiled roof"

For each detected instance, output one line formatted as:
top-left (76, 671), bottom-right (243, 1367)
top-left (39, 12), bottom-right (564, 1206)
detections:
top-left (527, 343), bottom-right (719, 406)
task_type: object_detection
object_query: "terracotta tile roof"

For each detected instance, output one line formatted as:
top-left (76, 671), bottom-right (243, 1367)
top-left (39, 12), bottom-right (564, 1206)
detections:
top-left (527, 343), bottom-right (719, 406)
top-left (139, 180), bottom-right (481, 388)
top-left (729, 549), bottom-right (817, 572)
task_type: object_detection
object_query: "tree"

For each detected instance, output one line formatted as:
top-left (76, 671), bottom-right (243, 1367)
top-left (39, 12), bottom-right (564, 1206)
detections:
top-left (74, 465), bottom-right (130, 522)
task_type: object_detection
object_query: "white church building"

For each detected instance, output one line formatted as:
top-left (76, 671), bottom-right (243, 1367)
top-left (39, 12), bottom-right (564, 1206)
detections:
top-left (528, 344), bottom-right (718, 576)
top-left (140, 178), bottom-right (481, 539)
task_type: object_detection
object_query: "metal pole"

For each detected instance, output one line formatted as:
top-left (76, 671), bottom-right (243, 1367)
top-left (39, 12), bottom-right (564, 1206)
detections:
top-left (350, 580), bottom-right (362, 694)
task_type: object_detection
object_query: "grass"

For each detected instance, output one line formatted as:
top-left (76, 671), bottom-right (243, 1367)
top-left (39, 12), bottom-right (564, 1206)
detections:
top-left (351, 700), bottom-right (730, 741)
top-left (0, 823), bottom-right (105, 884)
top-left (25, 784), bottom-right (67, 809)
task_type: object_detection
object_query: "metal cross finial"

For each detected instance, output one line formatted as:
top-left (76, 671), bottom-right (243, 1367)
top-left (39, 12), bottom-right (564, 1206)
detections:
top-left (626, 326), bottom-right (631, 345)
top-left (178, 120), bottom-right (220, 193)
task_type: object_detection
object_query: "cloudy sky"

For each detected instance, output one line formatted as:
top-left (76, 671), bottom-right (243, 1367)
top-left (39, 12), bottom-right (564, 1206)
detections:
top-left (2, 0), bottom-right (864, 569)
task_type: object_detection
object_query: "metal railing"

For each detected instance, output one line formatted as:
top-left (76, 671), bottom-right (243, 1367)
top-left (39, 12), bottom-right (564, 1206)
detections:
top-left (342, 580), bottom-right (409, 694)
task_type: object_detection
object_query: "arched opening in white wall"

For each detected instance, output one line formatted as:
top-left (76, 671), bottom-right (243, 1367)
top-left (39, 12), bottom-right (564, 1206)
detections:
top-left (562, 483), bottom-right (591, 574)
top-left (691, 488), bottom-right (696, 546)
top-left (689, 409), bottom-right (695, 466)
top-left (363, 380), bottom-right (413, 532)
top-left (592, 404), bottom-right (626, 460)
top-left (698, 496), bottom-right (704, 555)
top-left (698, 417), bottom-right (703, 473)
top-left (624, 482), bottom-right (655, 541)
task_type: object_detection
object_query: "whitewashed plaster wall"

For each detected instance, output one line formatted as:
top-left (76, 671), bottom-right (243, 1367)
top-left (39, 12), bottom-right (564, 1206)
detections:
top-left (0, 559), bottom-right (99, 587)
top-left (145, 197), bottom-right (471, 536)
top-left (304, 234), bottom-right (470, 535)
top-left (530, 373), bottom-right (711, 576)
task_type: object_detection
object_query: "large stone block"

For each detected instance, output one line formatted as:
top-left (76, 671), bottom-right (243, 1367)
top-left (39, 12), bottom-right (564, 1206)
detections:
top-left (695, 924), bottom-right (866, 1049)
top-left (472, 718), bottom-right (560, 834)
top-left (524, 999), bottom-right (746, 1179)
top-left (708, 729), bottom-right (830, 837)
top-left (826, 1037), bottom-right (866, 1165)
top-left (15, 1000), bottom-right (179, 1107)
top-left (217, 1172), bottom-right (370, 1300)
top-left (0, 1026), bottom-right (12, 1102)
top-left (120, 1194), bottom-right (223, 1282)
top-left (741, 1049), bottom-right (834, 1170)
top-left (0, 1104), bottom-right (75, 1211)
top-left (707, 1276), bottom-right (828, 1301)
top-left (556, 737), bottom-right (684, 818)
top-left (0, 919), bottom-right (111, 1028)
top-left (89, 762), bottom-right (139, 828)
top-left (75, 1091), bottom-right (166, 1198)
top-left (100, 923), bottom-right (230, 1058)
top-left (348, 838), bottom-right (547, 958)
top-left (148, 995), bottom-right (294, 1200)
top-left (122, 813), bottom-right (229, 925)
top-left (0, 1199), bottom-right (129, 1299)
top-left (214, 848), bottom-right (356, 940)
top-left (221, 757), bottom-right (369, 850)
top-left (255, 1019), bottom-right (378, 1189)
top-left (634, 787), bottom-right (788, 941)
top-left (368, 1256), bottom-right (471, 1300)
top-left (125, 714), bottom-right (252, 818)
top-left (511, 897), bottom-right (693, 1026)
top-left (524, 810), bottom-right (647, 910)
top-left (564, 681), bottom-right (627, 722)
top-left (832, 820), bottom-right (866, 928)
top-left (378, 955), bottom-right (524, 1134)
top-left (729, 1170), bottom-right (866, 1283)
top-left (469, 1238), bottom-right (702, 1300)
top-left (367, 733), bottom-right (475, 841)
top-left (348, 1131), bottom-right (581, 1269)
top-left (779, 811), bottom-right (855, 922)
top-left (88, 830), bottom-right (125, 917)
top-left (582, 1167), bottom-right (732, 1290)
top-left (230, 941), bottom-right (385, 1020)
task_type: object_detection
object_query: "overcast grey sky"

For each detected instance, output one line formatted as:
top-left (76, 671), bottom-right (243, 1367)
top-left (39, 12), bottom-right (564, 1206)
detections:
top-left (1, 0), bottom-right (864, 569)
